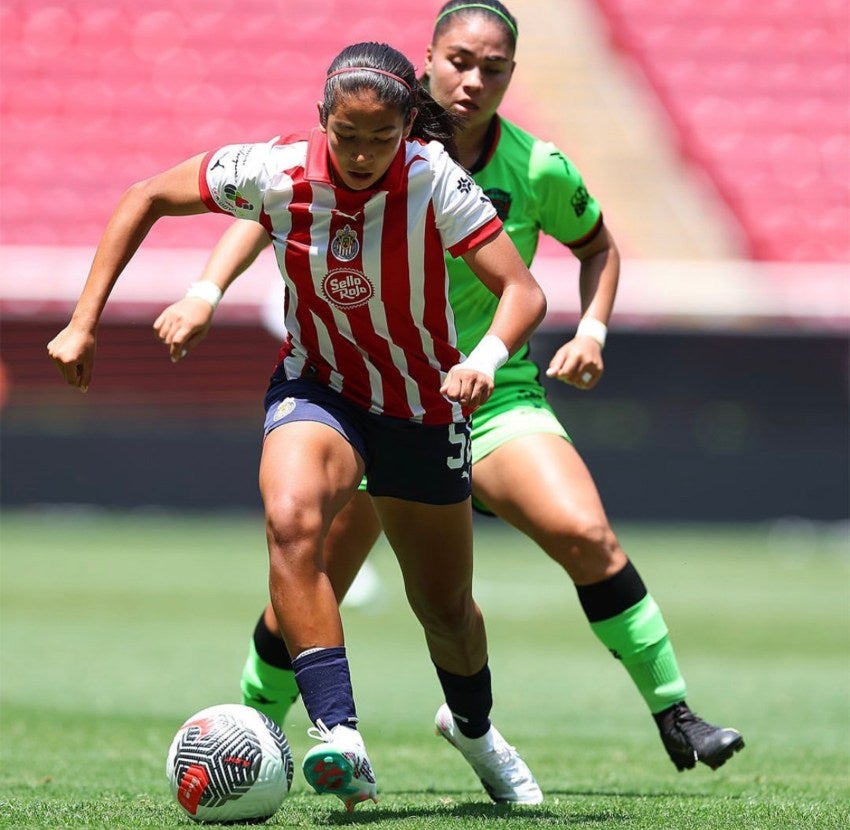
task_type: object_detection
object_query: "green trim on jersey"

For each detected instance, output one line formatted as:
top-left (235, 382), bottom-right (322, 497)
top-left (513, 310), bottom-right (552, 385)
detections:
top-left (448, 115), bottom-right (602, 386)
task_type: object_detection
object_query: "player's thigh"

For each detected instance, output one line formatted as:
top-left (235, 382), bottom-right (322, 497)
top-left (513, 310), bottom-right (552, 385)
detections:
top-left (323, 491), bottom-right (382, 600)
top-left (473, 432), bottom-right (610, 543)
top-left (260, 422), bottom-right (364, 527)
top-left (373, 496), bottom-right (474, 606)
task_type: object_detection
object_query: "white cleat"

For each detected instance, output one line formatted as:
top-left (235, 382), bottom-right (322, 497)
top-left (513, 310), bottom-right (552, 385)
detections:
top-left (434, 703), bottom-right (543, 804)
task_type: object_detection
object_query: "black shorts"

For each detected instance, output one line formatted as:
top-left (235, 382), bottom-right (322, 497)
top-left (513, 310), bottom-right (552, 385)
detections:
top-left (263, 378), bottom-right (471, 505)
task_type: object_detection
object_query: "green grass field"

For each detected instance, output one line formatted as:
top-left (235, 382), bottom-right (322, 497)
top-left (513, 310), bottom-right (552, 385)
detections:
top-left (1, 509), bottom-right (848, 829)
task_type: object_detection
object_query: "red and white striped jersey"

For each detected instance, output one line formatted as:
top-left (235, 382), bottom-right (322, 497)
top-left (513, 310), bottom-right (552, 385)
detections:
top-left (200, 129), bottom-right (501, 424)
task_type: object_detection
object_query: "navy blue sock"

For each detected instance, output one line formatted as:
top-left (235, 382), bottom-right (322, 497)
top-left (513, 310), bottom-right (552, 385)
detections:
top-left (434, 661), bottom-right (492, 739)
top-left (292, 646), bottom-right (357, 730)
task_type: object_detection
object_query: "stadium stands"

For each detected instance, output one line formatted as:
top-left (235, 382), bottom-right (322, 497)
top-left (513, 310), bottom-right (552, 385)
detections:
top-left (0, 0), bottom-right (440, 248)
top-left (4, 0), bottom-right (846, 257)
top-left (594, 0), bottom-right (850, 261)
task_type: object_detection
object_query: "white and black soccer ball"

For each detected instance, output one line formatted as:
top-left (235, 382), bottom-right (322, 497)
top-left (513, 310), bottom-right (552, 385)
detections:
top-left (166, 703), bottom-right (294, 824)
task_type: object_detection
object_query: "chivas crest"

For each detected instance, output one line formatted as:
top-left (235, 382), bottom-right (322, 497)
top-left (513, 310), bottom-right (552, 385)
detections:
top-left (331, 224), bottom-right (360, 262)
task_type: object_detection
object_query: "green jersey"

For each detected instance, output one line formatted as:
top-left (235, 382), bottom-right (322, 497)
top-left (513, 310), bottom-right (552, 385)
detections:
top-left (447, 116), bottom-right (602, 387)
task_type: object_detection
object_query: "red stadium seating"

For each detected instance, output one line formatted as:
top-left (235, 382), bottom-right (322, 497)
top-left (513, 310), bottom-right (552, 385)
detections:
top-left (3, 0), bottom-right (846, 262)
top-left (594, 0), bottom-right (850, 261)
top-left (0, 0), bottom-right (441, 249)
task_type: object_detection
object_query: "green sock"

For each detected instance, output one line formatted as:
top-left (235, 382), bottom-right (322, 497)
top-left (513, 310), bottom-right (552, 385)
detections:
top-left (590, 594), bottom-right (687, 714)
top-left (240, 640), bottom-right (301, 726)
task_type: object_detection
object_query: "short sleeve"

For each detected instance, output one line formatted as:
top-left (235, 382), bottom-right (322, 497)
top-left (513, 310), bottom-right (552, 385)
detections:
top-left (529, 141), bottom-right (602, 247)
top-left (199, 141), bottom-right (275, 222)
top-left (428, 142), bottom-right (501, 256)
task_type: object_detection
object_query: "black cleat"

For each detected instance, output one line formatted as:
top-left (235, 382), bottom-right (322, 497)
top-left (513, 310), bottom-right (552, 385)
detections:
top-left (654, 702), bottom-right (745, 771)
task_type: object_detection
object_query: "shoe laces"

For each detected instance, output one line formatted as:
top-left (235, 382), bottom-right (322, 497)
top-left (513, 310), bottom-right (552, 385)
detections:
top-left (307, 719), bottom-right (334, 742)
top-left (471, 736), bottom-right (528, 783)
top-left (666, 704), bottom-right (717, 742)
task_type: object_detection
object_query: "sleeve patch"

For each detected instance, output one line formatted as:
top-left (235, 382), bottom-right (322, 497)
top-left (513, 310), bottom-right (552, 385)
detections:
top-left (571, 184), bottom-right (590, 218)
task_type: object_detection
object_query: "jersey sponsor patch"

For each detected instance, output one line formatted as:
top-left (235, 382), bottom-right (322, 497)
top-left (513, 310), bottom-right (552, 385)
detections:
top-left (321, 269), bottom-right (374, 309)
top-left (223, 184), bottom-right (254, 212)
top-left (571, 184), bottom-right (590, 217)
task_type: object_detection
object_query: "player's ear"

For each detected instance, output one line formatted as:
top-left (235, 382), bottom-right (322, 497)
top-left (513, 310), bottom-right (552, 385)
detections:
top-left (317, 100), bottom-right (326, 130)
top-left (423, 44), bottom-right (433, 79)
top-left (403, 108), bottom-right (418, 138)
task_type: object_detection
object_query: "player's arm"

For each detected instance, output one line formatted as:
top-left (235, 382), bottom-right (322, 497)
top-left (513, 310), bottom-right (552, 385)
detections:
top-left (546, 220), bottom-right (620, 389)
top-left (528, 142), bottom-right (621, 390)
top-left (47, 154), bottom-right (208, 391)
top-left (441, 230), bottom-right (547, 409)
top-left (154, 220), bottom-right (271, 363)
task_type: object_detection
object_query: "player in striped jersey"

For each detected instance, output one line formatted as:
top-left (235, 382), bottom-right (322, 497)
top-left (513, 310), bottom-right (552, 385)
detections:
top-left (48, 41), bottom-right (547, 811)
top-left (156, 0), bottom-right (743, 791)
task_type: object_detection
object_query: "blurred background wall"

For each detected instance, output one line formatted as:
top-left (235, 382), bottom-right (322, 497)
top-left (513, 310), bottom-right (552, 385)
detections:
top-left (1, 0), bottom-right (848, 520)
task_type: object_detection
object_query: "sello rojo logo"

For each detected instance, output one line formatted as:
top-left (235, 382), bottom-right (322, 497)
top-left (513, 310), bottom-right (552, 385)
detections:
top-left (322, 269), bottom-right (374, 309)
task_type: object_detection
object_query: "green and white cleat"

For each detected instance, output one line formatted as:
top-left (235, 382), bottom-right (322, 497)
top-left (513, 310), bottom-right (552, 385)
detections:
top-left (302, 721), bottom-right (378, 812)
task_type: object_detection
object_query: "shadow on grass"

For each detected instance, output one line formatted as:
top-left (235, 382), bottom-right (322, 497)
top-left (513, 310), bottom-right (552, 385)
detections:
top-left (322, 803), bottom-right (575, 825)
top-left (313, 786), bottom-right (738, 826)
top-left (545, 788), bottom-right (736, 800)
top-left (318, 799), bottom-right (604, 826)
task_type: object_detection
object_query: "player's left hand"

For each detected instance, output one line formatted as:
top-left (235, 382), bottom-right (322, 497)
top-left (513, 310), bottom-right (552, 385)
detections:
top-left (545, 337), bottom-right (604, 390)
top-left (153, 298), bottom-right (214, 363)
top-left (441, 365), bottom-right (495, 410)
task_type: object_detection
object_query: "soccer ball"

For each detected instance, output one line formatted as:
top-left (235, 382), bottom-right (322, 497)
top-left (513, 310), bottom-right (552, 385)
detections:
top-left (166, 703), bottom-right (294, 824)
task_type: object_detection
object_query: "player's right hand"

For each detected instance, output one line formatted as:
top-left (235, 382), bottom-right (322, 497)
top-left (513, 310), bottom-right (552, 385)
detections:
top-left (153, 298), bottom-right (214, 363)
top-left (440, 364), bottom-right (495, 411)
top-left (47, 324), bottom-right (96, 392)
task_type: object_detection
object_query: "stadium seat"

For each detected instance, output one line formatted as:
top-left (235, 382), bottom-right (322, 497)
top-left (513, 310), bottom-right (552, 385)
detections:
top-left (594, 0), bottom-right (850, 261)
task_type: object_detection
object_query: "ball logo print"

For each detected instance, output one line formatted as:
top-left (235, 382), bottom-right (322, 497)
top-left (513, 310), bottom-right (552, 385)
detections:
top-left (166, 703), bottom-right (294, 823)
top-left (173, 717), bottom-right (261, 810)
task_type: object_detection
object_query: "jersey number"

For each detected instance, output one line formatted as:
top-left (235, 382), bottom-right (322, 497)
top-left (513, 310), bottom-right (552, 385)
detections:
top-left (446, 423), bottom-right (471, 471)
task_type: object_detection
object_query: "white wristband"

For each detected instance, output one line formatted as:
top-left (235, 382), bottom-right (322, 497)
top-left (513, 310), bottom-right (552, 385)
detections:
top-left (576, 316), bottom-right (607, 348)
top-left (460, 334), bottom-right (509, 379)
top-left (185, 281), bottom-right (222, 310)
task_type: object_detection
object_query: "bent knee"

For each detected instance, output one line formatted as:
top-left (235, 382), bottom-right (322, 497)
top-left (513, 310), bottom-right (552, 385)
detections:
top-left (408, 593), bottom-right (480, 638)
top-left (545, 518), bottom-right (625, 579)
top-left (265, 495), bottom-right (325, 550)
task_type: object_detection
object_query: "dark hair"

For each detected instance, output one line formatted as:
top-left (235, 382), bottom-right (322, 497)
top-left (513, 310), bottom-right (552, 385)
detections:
top-left (433, 0), bottom-right (519, 51)
top-left (321, 42), bottom-right (459, 159)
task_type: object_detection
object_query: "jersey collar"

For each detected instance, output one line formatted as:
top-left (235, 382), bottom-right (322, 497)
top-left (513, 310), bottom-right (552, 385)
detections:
top-left (469, 115), bottom-right (501, 175)
top-left (305, 128), bottom-right (407, 193)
